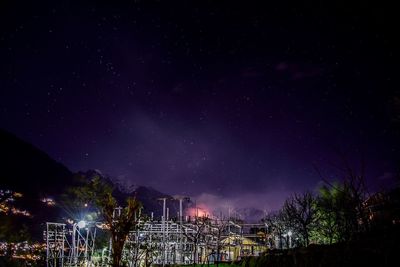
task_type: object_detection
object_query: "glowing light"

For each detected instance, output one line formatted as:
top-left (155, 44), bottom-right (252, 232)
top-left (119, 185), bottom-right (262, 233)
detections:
top-left (0, 203), bottom-right (9, 213)
top-left (41, 198), bottom-right (56, 206)
top-left (11, 207), bottom-right (31, 217)
top-left (96, 222), bottom-right (110, 230)
top-left (77, 220), bottom-right (86, 228)
top-left (13, 192), bottom-right (23, 198)
top-left (0, 241), bottom-right (45, 260)
top-left (186, 204), bottom-right (210, 218)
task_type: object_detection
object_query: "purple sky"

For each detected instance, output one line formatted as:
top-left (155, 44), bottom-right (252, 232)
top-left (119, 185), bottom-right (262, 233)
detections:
top-left (0, 1), bottom-right (398, 212)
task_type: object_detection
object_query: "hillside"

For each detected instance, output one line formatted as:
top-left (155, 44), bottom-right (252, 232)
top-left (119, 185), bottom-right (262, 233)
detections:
top-left (0, 129), bottom-right (73, 195)
top-left (0, 129), bottom-right (188, 241)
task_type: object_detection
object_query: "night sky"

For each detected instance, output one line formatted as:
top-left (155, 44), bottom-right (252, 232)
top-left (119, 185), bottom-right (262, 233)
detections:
top-left (0, 1), bottom-right (398, 212)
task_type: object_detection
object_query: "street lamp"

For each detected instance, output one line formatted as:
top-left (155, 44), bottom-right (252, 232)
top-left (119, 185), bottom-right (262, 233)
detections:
top-left (77, 220), bottom-right (86, 229)
top-left (287, 231), bottom-right (292, 248)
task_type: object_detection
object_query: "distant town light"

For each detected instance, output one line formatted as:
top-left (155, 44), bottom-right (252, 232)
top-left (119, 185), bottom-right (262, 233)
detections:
top-left (41, 198), bottom-right (56, 206)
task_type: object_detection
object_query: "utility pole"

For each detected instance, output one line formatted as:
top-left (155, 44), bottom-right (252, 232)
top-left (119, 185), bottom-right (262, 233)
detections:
top-left (158, 198), bottom-right (168, 267)
top-left (173, 195), bottom-right (190, 264)
top-left (228, 206), bottom-right (231, 261)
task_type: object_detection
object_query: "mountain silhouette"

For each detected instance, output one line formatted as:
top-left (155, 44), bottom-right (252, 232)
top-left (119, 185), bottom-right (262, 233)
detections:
top-left (0, 129), bottom-right (73, 195)
top-left (0, 129), bottom-right (189, 241)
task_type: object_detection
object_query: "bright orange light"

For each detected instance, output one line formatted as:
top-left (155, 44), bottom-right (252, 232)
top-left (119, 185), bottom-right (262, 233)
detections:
top-left (185, 204), bottom-right (210, 218)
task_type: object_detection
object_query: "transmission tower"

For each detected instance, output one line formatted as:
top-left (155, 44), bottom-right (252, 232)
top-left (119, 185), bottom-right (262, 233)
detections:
top-left (45, 221), bottom-right (97, 267)
top-left (68, 221), bottom-right (97, 266)
top-left (46, 223), bottom-right (70, 267)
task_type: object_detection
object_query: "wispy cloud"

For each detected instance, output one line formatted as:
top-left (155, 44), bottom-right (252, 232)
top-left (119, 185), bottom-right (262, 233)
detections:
top-left (275, 62), bottom-right (322, 80)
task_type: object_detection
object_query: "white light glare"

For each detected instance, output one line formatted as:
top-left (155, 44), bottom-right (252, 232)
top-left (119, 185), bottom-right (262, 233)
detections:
top-left (77, 220), bottom-right (86, 228)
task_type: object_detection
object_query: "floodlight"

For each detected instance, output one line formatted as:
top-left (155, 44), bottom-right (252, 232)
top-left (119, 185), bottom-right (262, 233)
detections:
top-left (77, 220), bottom-right (86, 228)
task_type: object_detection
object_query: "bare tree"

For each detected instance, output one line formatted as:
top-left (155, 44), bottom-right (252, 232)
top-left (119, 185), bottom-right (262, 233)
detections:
top-left (282, 191), bottom-right (316, 247)
top-left (183, 216), bottom-right (209, 266)
top-left (342, 161), bottom-right (370, 233)
top-left (210, 218), bottom-right (229, 267)
top-left (126, 239), bottom-right (158, 267)
top-left (263, 211), bottom-right (287, 249)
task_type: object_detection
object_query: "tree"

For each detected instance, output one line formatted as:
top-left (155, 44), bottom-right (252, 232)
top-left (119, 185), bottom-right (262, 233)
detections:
top-left (103, 195), bottom-right (141, 267)
top-left (314, 185), bottom-right (340, 244)
top-left (183, 216), bottom-right (209, 266)
top-left (315, 181), bottom-right (365, 243)
top-left (68, 175), bottom-right (141, 267)
top-left (263, 211), bottom-right (287, 249)
top-left (314, 158), bottom-right (371, 242)
top-left (209, 218), bottom-right (229, 266)
top-left (339, 159), bottom-right (370, 233)
top-left (126, 240), bottom-right (159, 267)
top-left (282, 191), bottom-right (316, 247)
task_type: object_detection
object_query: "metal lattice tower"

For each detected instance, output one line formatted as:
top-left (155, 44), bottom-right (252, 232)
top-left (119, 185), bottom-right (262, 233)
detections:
top-left (68, 222), bottom-right (97, 267)
top-left (46, 223), bottom-right (70, 267)
top-left (121, 219), bottom-right (210, 266)
top-left (45, 221), bottom-right (97, 267)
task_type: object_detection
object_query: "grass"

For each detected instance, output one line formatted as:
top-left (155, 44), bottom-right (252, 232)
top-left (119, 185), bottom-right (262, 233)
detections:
top-left (176, 263), bottom-right (241, 267)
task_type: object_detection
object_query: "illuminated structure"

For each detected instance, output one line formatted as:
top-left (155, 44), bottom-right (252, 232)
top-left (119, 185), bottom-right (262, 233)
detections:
top-left (115, 199), bottom-right (268, 266)
top-left (46, 223), bottom-right (68, 267)
top-left (45, 221), bottom-right (96, 267)
top-left (45, 204), bottom-right (268, 267)
top-left (69, 221), bottom-right (97, 266)
top-left (116, 218), bottom-right (268, 266)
